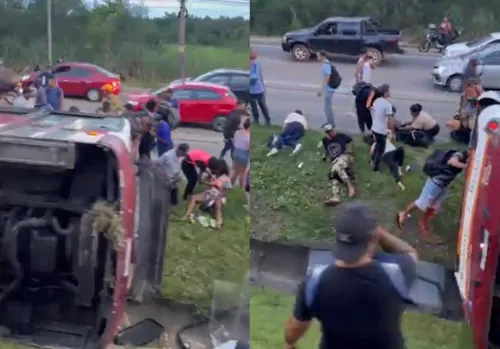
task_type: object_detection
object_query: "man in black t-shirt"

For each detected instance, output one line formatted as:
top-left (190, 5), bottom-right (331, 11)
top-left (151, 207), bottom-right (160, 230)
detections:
top-left (321, 124), bottom-right (356, 205)
top-left (284, 201), bottom-right (418, 349)
top-left (138, 116), bottom-right (155, 159)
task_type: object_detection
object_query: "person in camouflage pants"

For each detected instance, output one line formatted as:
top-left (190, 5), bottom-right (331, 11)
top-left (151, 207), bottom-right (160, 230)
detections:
top-left (321, 124), bottom-right (356, 206)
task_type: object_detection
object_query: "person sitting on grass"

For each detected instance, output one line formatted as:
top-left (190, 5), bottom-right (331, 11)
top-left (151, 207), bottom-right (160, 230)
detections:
top-left (396, 149), bottom-right (469, 242)
top-left (446, 77), bottom-right (482, 144)
top-left (284, 201), bottom-right (418, 349)
top-left (321, 123), bottom-right (356, 206)
top-left (396, 103), bottom-right (440, 147)
top-left (182, 159), bottom-right (232, 230)
top-left (267, 110), bottom-right (307, 157)
top-left (369, 130), bottom-right (406, 191)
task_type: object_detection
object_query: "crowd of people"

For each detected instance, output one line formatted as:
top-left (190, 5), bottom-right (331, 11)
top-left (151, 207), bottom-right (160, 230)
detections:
top-left (281, 24), bottom-right (477, 349)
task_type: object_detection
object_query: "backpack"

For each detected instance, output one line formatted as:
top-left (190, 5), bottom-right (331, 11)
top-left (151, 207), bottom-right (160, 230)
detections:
top-left (352, 81), bottom-right (370, 96)
top-left (249, 63), bottom-right (259, 86)
top-left (328, 64), bottom-right (342, 89)
top-left (422, 150), bottom-right (456, 177)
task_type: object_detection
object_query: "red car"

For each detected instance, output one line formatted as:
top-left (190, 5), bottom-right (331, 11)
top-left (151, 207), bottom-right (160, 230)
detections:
top-left (127, 81), bottom-right (238, 131)
top-left (21, 62), bottom-right (121, 102)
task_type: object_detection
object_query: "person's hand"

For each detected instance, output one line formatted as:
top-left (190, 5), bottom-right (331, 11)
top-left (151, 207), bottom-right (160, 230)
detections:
top-left (317, 91), bottom-right (322, 97)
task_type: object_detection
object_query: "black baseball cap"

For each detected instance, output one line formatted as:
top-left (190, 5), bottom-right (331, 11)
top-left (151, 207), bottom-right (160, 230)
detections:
top-left (332, 201), bottom-right (377, 263)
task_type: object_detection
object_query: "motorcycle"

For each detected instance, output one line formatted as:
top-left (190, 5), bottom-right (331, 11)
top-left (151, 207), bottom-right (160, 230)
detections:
top-left (419, 24), bottom-right (462, 53)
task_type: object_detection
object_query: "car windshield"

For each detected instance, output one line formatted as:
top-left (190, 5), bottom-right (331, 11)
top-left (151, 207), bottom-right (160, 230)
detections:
top-left (194, 72), bottom-right (213, 81)
top-left (92, 65), bottom-right (118, 78)
top-left (466, 35), bottom-right (492, 48)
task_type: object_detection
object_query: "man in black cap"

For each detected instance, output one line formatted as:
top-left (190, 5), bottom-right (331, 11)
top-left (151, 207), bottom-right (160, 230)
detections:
top-left (284, 201), bottom-right (418, 349)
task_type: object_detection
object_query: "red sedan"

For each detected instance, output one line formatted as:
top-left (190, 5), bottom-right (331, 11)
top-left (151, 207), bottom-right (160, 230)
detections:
top-left (21, 62), bottom-right (121, 101)
top-left (127, 81), bottom-right (238, 131)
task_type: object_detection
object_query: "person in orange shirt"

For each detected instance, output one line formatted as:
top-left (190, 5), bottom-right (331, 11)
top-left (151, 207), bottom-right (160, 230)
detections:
top-left (181, 149), bottom-right (217, 200)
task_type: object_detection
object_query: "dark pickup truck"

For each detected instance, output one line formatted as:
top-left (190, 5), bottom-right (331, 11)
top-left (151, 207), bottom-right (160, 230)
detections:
top-left (281, 17), bottom-right (404, 65)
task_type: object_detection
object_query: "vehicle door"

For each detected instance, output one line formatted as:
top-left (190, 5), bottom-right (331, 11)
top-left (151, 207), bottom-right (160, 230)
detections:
top-left (171, 88), bottom-right (196, 123)
top-left (227, 73), bottom-right (250, 103)
top-left (51, 65), bottom-right (72, 93)
top-left (129, 159), bottom-right (170, 302)
top-left (360, 20), bottom-right (379, 48)
top-left (478, 50), bottom-right (500, 89)
top-left (60, 67), bottom-right (94, 97)
top-left (337, 22), bottom-right (362, 55)
top-left (309, 21), bottom-right (340, 54)
top-left (191, 88), bottom-right (223, 123)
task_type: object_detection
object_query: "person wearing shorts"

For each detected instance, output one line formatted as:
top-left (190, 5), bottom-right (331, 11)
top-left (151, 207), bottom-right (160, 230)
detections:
top-left (396, 150), bottom-right (469, 241)
top-left (231, 117), bottom-right (250, 187)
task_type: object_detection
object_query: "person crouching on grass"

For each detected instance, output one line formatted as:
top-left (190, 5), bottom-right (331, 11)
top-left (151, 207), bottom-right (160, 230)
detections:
top-left (369, 130), bottom-right (406, 191)
top-left (267, 110), bottom-right (307, 157)
top-left (182, 159), bottom-right (232, 230)
top-left (321, 124), bottom-right (356, 206)
top-left (396, 149), bottom-right (469, 242)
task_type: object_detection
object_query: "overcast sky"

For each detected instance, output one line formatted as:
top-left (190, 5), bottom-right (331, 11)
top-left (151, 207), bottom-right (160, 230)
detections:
top-left (137, 0), bottom-right (249, 19)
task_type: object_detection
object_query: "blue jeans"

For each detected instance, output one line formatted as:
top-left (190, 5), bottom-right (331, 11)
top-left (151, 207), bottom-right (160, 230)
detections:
top-left (274, 122), bottom-right (305, 150)
top-left (324, 89), bottom-right (335, 125)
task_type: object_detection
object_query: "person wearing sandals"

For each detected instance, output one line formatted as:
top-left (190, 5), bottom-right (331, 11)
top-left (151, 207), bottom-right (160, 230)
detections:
top-left (396, 150), bottom-right (469, 241)
top-left (322, 124), bottom-right (356, 206)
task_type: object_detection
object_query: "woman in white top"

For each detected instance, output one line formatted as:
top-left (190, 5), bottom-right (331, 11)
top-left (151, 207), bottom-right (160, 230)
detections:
top-left (267, 109), bottom-right (307, 156)
top-left (369, 130), bottom-right (406, 191)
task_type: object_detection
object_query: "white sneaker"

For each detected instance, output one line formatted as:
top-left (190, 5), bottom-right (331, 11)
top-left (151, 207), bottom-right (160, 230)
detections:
top-left (291, 143), bottom-right (303, 155)
top-left (266, 148), bottom-right (278, 157)
top-left (271, 134), bottom-right (278, 146)
top-left (317, 141), bottom-right (323, 149)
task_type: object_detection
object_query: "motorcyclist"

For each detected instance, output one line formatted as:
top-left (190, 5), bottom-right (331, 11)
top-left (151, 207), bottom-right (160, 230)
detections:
top-left (439, 17), bottom-right (453, 45)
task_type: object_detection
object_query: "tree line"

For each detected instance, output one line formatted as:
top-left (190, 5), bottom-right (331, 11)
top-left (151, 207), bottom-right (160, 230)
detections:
top-left (250, 0), bottom-right (497, 40)
top-left (0, 0), bottom-right (249, 82)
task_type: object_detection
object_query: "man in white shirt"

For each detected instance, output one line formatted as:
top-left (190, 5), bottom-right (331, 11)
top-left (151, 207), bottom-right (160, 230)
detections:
top-left (155, 143), bottom-right (190, 206)
top-left (371, 84), bottom-right (394, 172)
top-left (267, 109), bottom-right (308, 156)
top-left (355, 51), bottom-right (374, 83)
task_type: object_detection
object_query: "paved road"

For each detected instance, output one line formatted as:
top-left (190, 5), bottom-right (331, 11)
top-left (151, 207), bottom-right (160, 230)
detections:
top-left (262, 87), bottom-right (457, 141)
top-left (251, 41), bottom-right (454, 101)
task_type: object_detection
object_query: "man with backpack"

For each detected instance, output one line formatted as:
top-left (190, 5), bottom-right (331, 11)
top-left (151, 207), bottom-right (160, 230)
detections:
top-left (317, 50), bottom-right (342, 126)
top-left (284, 201), bottom-right (418, 349)
top-left (396, 149), bottom-right (469, 241)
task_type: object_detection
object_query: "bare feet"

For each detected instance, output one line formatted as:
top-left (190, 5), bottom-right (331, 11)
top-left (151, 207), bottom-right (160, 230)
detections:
top-left (396, 211), bottom-right (406, 230)
top-left (348, 186), bottom-right (356, 198)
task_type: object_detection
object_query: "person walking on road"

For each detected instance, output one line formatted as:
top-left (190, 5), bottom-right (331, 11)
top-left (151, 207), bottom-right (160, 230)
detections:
top-left (46, 75), bottom-right (64, 111)
top-left (284, 201), bottom-right (418, 349)
top-left (249, 48), bottom-right (271, 125)
top-left (317, 50), bottom-right (340, 126)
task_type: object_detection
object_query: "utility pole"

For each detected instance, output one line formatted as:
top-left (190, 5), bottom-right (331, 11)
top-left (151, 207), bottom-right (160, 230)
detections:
top-left (178, 0), bottom-right (186, 80)
top-left (47, 0), bottom-right (53, 65)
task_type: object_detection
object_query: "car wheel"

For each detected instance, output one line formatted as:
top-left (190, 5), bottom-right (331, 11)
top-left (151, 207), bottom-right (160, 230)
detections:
top-left (212, 115), bottom-right (227, 132)
top-left (366, 47), bottom-right (383, 66)
top-left (291, 44), bottom-right (311, 61)
top-left (86, 88), bottom-right (101, 102)
top-left (447, 75), bottom-right (463, 93)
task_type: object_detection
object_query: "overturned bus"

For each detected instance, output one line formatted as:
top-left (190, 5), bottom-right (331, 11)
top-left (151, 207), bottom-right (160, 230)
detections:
top-left (0, 107), bottom-right (170, 348)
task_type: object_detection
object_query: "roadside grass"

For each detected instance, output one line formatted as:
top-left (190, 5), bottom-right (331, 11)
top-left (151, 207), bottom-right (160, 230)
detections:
top-left (250, 125), bottom-right (465, 266)
top-left (250, 288), bottom-right (473, 349)
top-left (161, 188), bottom-right (250, 310)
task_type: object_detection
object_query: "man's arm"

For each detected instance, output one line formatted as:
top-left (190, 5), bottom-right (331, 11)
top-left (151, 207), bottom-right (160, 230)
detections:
top-left (376, 226), bottom-right (418, 262)
top-left (59, 88), bottom-right (64, 110)
top-left (319, 64), bottom-right (331, 94)
top-left (448, 153), bottom-right (468, 169)
top-left (284, 282), bottom-right (312, 349)
top-left (365, 90), bottom-right (375, 109)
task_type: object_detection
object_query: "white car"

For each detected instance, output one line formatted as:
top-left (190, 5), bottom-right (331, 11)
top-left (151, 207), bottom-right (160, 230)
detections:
top-left (444, 32), bottom-right (500, 58)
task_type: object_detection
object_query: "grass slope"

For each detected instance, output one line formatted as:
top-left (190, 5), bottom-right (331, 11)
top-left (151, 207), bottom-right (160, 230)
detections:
top-left (251, 126), bottom-right (465, 266)
top-left (161, 189), bottom-right (250, 310)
